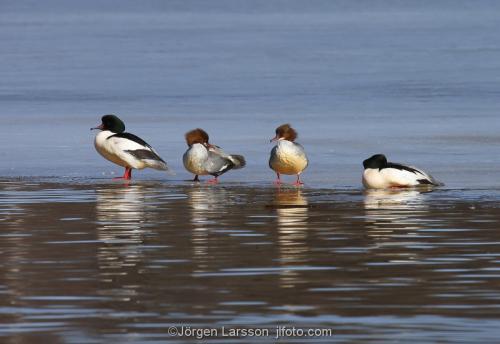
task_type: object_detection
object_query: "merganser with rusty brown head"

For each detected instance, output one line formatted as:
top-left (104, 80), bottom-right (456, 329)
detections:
top-left (269, 124), bottom-right (309, 185)
top-left (183, 128), bottom-right (246, 183)
top-left (91, 114), bottom-right (171, 180)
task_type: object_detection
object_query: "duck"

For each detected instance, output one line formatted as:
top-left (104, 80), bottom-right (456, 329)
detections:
top-left (269, 124), bottom-right (309, 185)
top-left (183, 128), bottom-right (246, 183)
top-left (362, 154), bottom-right (442, 189)
top-left (91, 114), bottom-right (170, 180)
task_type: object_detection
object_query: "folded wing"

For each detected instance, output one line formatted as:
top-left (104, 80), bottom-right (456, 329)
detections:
top-left (384, 162), bottom-right (441, 186)
top-left (206, 146), bottom-right (246, 176)
top-left (107, 132), bottom-right (171, 171)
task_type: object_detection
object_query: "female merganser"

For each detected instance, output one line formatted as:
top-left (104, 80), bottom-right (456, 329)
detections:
top-left (91, 114), bottom-right (170, 180)
top-left (183, 128), bottom-right (246, 183)
top-left (362, 154), bottom-right (442, 189)
top-left (269, 124), bottom-right (309, 185)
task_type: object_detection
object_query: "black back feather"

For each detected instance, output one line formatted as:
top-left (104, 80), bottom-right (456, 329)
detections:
top-left (109, 132), bottom-right (165, 163)
top-left (385, 162), bottom-right (421, 174)
top-left (108, 132), bottom-right (150, 147)
top-left (125, 149), bottom-right (164, 162)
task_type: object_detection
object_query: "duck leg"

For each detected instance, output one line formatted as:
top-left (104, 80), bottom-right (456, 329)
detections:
top-left (113, 167), bottom-right (132, 180)
top-left (207, 176), bottom-right (219, 184)
top-left (293, 174), bottom-right (303, 186)
top-left (193, 175), bottom-right (200, 182)
top-left (125, 168), bottom-right (132, 180)
top-left (274, 173), bottom-right (282, 185)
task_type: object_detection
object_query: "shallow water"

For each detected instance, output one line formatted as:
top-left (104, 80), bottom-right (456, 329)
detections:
top-left (1, 1), bottom-right (500, 188)
top-left (2, 1), bottom-right (500, 342)
top-left (0, 179), bottom-right (500, 342)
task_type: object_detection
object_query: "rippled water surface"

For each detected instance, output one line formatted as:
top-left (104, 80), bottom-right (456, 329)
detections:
top-left (2, 0), bottom-right (500, 342)
top-left (1, 1), bottom-right (500, 188)
top-left (1, 179), bottom-right (500, 342)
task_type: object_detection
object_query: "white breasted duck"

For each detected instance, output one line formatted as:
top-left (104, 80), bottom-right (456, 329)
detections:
top-left (91, 114), bottom-right (170, 180)
top-left (183, 128), bottom-right (245, 183)
top-left (269, 124), bottom-right (309, 185)
top-left (362, 154), bottom-right (442, 189)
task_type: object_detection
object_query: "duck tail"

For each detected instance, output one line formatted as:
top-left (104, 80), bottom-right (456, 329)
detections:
top-left (228, 155), bottom-right (246, 169)
top-left (149, 160), bottom-right (175, 175)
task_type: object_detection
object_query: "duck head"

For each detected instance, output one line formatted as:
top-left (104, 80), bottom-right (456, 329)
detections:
top-left (185, 128), bottom-right (212, 148)
top-left (91, 114), bottom-right (125, 133)
top-left (363, 154), bottom-right (388, 169)
top-left (271, 123), bottom-right (297, 142)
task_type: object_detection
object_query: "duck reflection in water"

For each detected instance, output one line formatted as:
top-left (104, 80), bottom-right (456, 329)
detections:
top-left (363, 188), bottom-right (432, 211)
top-left (188, 186), bottom-right (231, 274)
top-left (363, 188), bottom-right (433, 265)
top-left (1, 203), bottom-right (27, 309)
top-left (96, 184), bottom-right (156, 276)
top-left (273, 188), bottom-right (309, 288)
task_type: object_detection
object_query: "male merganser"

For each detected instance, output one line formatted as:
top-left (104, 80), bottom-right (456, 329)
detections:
top-left (91, 114), bottom-right (170, 180)
top-left (183, 128), bottom-right (246, 183)
top-left (362, 154), bottom-right (442, 189)
top-left (269, 124), bottom-right (309, 185)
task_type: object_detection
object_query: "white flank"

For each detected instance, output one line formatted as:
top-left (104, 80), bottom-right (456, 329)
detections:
top-left (94, 130), bottom-right (168, 171)
top-left (363, 166), bottom-right (434, 189)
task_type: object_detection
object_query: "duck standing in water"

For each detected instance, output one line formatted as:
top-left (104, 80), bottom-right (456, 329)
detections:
top-left (362, 154), bottom-right (442, 189)
top-left (92, 114), bottom-right (170, 180)
top-left (183, 128), bottom-right (246, 183)
top-left (269, 124), bottom-right (309, 185)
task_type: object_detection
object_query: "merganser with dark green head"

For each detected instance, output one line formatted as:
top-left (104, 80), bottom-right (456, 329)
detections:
top-left (362, 154), bottom-right (442, 189)
top-left (91, 114), bottom-right (171, 180)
